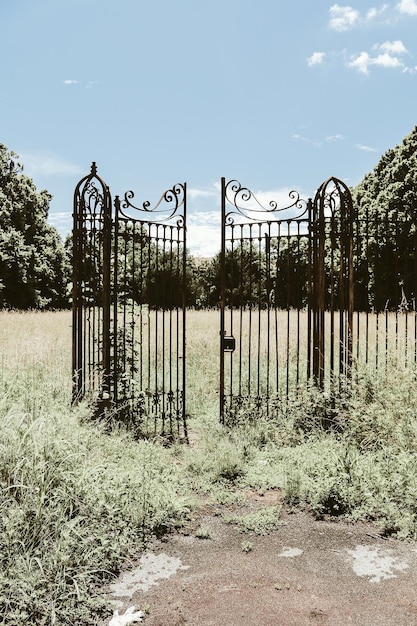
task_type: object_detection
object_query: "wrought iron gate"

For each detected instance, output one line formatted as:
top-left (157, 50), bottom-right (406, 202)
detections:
top-left (72, 164), bottom-right (187, 440)
top-left (74, 168), bottom-right (414, 429)
top-left (219, 177), bottom-right (354, 424)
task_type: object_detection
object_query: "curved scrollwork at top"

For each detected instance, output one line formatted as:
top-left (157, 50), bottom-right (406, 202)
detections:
top-left (73, 162), bottom-right (112, 224)
top-left (223, 178), bottom-right (308, 226)
top-left (117, 182), bottom-right (186, 227)
top-left (313, 176), bottom-right (354, 221)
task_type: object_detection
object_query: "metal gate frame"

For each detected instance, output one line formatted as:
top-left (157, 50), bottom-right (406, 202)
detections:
top-left (219, 176), bottom-right (354, 424)
top-left (72, 164), bottom-right (187, 440)
top-left (74, 168), bottom-right (412, 431)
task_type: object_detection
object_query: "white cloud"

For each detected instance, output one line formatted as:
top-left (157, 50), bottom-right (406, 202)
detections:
top-left (329, 4), bottom-right (360, 31)
top-left (307, 51), bottom-right (326, 66)
top-left (187, 212), bottom-right (220, 256)
top-left (356, 144), bottom-right (377, 152)
top-left (348, 52), bottom-right (371, 74)
top-left (373, 52), bottom-right (404, 68)
top-left (63, 79), bottom-right (98, 88)
top-left (348, 40), bottom-right (407, 74)
top-left (188, 187), bottom-right (218, 201)
top-left (292, 134), bottom-right (322, 147)
top-left (376, 40), bottom-right (408, 54)
top-left (366, 4), bottom-right (389, 20)
top-left (330, 3), bottom-right (391, 30)
top-left (48, 212), bottom-right (72, 238)
top-left (326, 134), bottom-right (344, 142)
top-left (19, 152), bottom-right (84, 177)
top-left (397, 0), bottom-right (417, 15)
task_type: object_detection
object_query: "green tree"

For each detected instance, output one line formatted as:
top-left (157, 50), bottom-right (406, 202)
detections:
top-left (0, 144), bottom-right (70, 309)
top-left (352, 126), bottom-right (417, 311)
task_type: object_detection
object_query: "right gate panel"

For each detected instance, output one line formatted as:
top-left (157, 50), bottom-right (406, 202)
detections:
top-left (220, 178), bottom-right (311, 424)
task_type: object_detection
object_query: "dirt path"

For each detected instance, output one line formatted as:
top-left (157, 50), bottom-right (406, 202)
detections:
top-left (102, 494), bottom-right (417, 626)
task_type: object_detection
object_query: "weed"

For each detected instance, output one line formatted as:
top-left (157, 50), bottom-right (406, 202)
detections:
top-left (223, 506), bottom-right (282, 535)
top-left (195, 527), bottom-right (212, 539)
top-left (241, 540), bottom-right (253, 553)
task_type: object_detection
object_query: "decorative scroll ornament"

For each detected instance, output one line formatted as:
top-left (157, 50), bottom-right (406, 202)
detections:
top-left (118, 182), bottom-right (186, 226)
top-left (224, 179), bottom-right (308, 225)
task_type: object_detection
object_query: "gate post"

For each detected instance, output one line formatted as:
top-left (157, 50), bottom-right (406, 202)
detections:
top-left (72, 162), bottom-right (112, 404)
top-left (311, 177), bottom-right (354, 390)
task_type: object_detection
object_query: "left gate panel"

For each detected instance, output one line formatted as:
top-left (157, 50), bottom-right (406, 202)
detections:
top-left (72, 163), bottom-right (112, 404)
top-left (112, 183), bottom-right (187, 441)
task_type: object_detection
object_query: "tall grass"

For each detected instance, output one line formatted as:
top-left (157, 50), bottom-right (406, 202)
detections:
top-left (0, 312), bottom-right (188, 625)
top-left (1, 310), bottom-right (417, 625)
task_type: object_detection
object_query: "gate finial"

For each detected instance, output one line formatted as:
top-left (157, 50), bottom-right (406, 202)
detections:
top-left (90, 161), bottom-right (97, 176)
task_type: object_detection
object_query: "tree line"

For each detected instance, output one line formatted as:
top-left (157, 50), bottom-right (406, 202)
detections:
top-left (1, 126), bottom-right (417, 311)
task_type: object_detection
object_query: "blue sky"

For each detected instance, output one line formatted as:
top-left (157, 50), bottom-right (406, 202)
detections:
top-left (1, 0), bottom-right (417, 255)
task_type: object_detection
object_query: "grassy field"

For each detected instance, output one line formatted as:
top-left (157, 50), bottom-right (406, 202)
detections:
top-left (2, 310), bottom-right (417, 625)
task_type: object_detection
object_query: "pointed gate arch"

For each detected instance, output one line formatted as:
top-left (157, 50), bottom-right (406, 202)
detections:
top-left (311, 176), bottom-right (354, 389)
top-left (72, 162), bottom-right (112, 403)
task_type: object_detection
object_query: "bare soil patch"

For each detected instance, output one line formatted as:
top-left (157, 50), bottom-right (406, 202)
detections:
top-left (102, 492), bottom-right (417, 626)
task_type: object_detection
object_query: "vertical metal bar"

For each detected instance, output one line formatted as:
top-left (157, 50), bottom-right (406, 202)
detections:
top-left (113, 196), bottom-right (120, 405)
top-left (161, 224), bottom-right (167, 433)
top-left (306, 198), bottom-right (315, 381)
top-left (138, 224), bottom-right (144, 390)
top-left (238, 226), bottom-right (244, 399)
top-left (257, 224), bottom-right (262, 401)
top-left (347, 189), bottom-right (354, 379)
top-left (102, 182), bottom-right (112, 402)
top-left (220, 177), bottom-right (226, 424)
top-left (229, 224), bottom-right (235, 408)
top-left (154, 224), bottom-right (160, 432)
top-left (168, 224), bottom-right (174, 434)
top-left (122, 221), bottom-right (128, 399)
top-left (275, 222), bottom-right (281, 394)
top-left (265, 229), bottom-right (271, 411)
top-left (295, 221), bottom-right (301, 387)
top-left (146, 222), bottom-right (151, 416)
top-left (72, 190), bottom-right (83, 402)
top-left (317, 192), bottom-right (326, 388)
top-left (286, 220), bottom-right (291, 398)
top-left (365, 199), bottom-right (370, 365)
top-left (330, 207), bottom-right (336, 383)
top-left (248, 224), bottom-right (253, 397)
top-left (181, 182), bottom-right (187, 440)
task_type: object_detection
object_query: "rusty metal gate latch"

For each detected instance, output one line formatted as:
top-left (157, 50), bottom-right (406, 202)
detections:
top-left (222, 334), bottom-right (236, 353)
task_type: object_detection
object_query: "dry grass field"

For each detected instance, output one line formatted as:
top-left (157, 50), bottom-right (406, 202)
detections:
top-left (1, 309), bottom-right (417, 625)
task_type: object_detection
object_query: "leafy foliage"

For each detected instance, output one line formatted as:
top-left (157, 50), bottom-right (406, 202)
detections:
top-left (353, 125), bottom-right (417, 311)
top-left (0, 144), bottom-right (70, 309)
